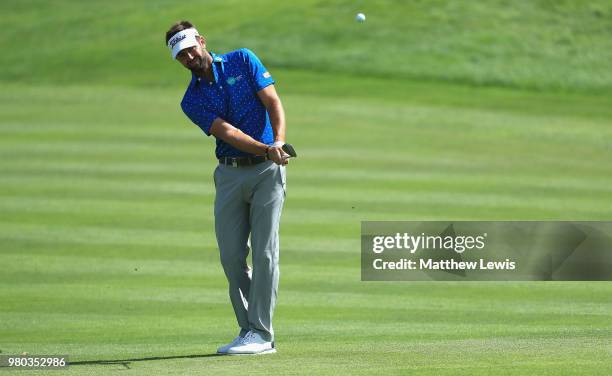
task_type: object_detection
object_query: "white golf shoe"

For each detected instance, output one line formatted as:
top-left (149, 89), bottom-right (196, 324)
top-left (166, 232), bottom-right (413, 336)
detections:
top-left (217, 334), bottom-right (244, 354)
top-left (226, 331), bottom-right (276, 355)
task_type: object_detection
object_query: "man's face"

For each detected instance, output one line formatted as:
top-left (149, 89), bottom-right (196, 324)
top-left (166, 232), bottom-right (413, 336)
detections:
top-left (176, 36), bottom-right (206, 72)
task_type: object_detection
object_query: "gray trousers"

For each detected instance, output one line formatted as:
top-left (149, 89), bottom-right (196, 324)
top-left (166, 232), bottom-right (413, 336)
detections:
top-left (213, 160), bottom-right (286, 342)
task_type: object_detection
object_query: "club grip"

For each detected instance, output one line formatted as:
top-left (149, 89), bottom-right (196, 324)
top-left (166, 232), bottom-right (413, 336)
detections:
top-left (282, 143), bottom-right (297, 158)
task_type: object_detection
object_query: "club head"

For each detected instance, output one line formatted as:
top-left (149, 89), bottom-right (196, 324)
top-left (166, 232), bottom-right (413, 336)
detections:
top-left (282, 143), bottom-right (297, 158)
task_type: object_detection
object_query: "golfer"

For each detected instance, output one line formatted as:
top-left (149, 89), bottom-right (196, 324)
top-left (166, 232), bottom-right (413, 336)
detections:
top-left (166, 20), bottom-right (288, 355)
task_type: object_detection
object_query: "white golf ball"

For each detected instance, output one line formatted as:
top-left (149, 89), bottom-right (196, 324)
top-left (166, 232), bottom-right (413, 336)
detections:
top-left (356, 13), bottom-right (366, 23)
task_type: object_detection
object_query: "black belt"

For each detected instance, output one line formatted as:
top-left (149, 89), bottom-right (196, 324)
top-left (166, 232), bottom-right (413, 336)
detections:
top-left (218, 156), bottom-right (267, 167)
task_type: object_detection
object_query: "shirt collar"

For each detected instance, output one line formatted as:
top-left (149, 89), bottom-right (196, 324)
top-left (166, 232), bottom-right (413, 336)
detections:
top-left (191, 51), bottom-right (226, 86)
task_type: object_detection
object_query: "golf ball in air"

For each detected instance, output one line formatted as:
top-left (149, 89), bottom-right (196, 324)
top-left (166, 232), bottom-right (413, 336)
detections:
top-left (356, 13), bottom-right (366, 22)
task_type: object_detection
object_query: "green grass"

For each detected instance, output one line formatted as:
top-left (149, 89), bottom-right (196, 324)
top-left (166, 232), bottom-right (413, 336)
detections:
top-left (1, 0), bottom-right (612, 91)
top-left (1, 74), bottom-right (611, 374)
top-left (1, 0), bottom-right (612, 374)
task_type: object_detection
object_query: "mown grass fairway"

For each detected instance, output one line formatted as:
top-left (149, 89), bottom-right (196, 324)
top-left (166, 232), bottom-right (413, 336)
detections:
top-left (1, 0), bottom-right (612, 375)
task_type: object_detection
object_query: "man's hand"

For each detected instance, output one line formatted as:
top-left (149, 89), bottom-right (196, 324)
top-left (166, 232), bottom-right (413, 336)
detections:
top-left (267, 145), bottom-right (289, 166)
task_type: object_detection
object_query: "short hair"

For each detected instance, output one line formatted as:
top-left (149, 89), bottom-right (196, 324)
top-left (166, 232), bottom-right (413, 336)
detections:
top-left (165, 20), bottom-right (195, 45)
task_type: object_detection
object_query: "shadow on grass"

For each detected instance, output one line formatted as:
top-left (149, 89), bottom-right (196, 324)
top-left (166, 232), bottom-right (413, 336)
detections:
top-left (70, 353), bottom-right (222, 370)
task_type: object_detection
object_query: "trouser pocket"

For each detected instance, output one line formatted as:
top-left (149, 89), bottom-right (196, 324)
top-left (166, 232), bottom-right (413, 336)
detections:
top-left (213, 165), bottom-right (220, 188)
top-left (278, 165), bottom-right (287, 197)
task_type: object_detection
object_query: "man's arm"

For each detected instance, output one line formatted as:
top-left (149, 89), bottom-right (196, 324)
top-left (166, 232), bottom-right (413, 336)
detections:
top-left (257, 84), bottom-right (288, 162)
top-left (257, 85), bottom-right (285, 144)
top-left (210, 117), bottom-right (287, 165)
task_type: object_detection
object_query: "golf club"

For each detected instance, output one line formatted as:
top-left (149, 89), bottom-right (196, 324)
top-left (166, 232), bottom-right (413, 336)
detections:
top-left (282, 143), bottom-right (297, 159)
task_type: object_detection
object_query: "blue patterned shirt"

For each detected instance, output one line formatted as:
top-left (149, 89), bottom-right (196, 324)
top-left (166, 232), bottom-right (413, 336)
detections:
top-left (180, 48), bottom-right (275, 158)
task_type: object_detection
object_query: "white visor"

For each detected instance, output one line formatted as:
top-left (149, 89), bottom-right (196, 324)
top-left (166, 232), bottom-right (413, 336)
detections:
top-left (167, 28), bottom-right (200, 59)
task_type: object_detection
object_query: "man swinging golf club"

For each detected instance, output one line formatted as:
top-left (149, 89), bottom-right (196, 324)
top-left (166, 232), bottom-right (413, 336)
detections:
top-left (165, 20), bottom-right (295, 355)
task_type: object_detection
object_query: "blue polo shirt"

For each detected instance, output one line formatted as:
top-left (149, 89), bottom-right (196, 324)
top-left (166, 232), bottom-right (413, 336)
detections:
top-left (180, 48), bottom-right (275, 158)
